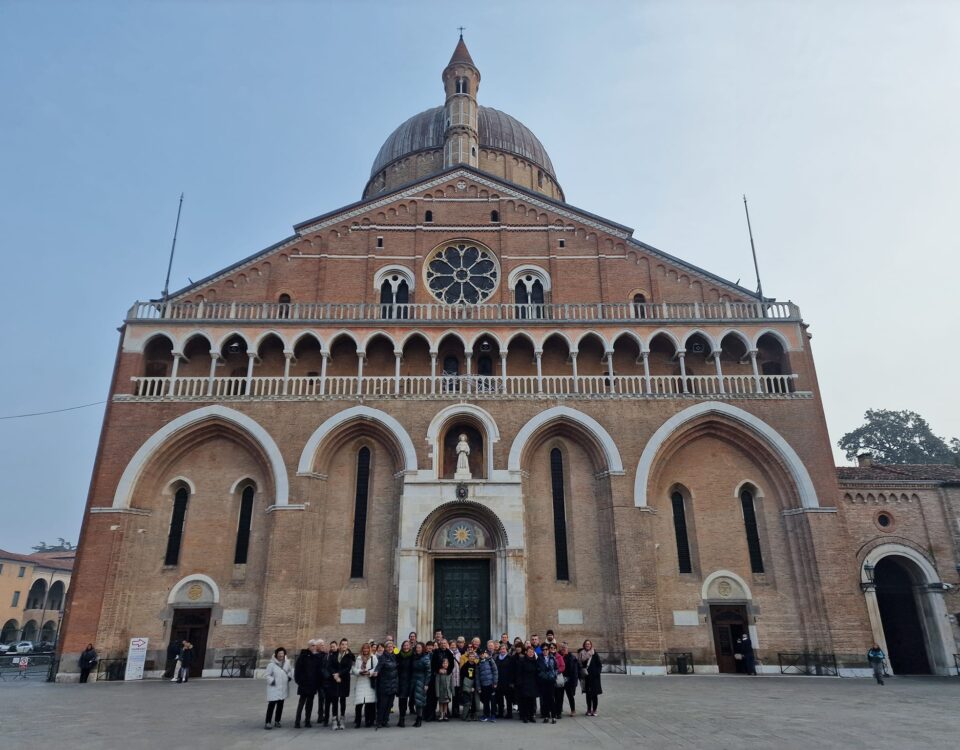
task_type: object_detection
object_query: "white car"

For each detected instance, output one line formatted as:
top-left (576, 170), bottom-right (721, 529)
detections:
top-left (7, 641), bottom-right (34, 654)
top-left (0, 643), bottom-right (12, 653)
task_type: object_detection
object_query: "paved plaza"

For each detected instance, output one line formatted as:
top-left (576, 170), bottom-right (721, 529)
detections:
top-left (1, 674), bottom-right (957, 749)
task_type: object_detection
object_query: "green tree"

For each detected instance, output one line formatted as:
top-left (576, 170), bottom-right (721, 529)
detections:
top-left (839, 409), bottom-right (959, 465)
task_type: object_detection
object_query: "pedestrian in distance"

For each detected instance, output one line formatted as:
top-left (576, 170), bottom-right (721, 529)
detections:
top-left (579, 640), bottom-right (602, 716)
top-left (867, 644), bottom-right (886, 685)
top-left (294, 639), bottom-right (319, 728)
top-left (738, 634), bottom-right (757, 675)
top-left (78, 643), bottom-right (97, 683)
top-left (176, 641), bottom-right (194, 683)
top-left (163, 639), bottom-right (179, 680)
top-left (264, 647), bottom-right (294, 730)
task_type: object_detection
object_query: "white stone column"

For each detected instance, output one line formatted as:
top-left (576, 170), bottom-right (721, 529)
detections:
top-left (504, 550), bottom-right (528, 637)
top-left (282, 351), bottom-right (293, 395)
top-left (535, 350), bottom-right (543, 393)
top-left (748, 349), bottom-right (762, 392)
top-left (570, 351), bottom-right (579, 393)
top-left (678, 351), bottom-right (687, 393)
top-left (606, 350), bottom-right (616, 394)
top-left (641, 350), bottom-right (651, 395)
top-left (245, 352), bottom-right (256, 395)
top-left (168, 352), bottom-right (182, 397)
top-left (396, 550), bottom-right (420, 640)
top-left (500, 352), bottom-right (508, 393)
top-left (430, 352), bottom-right (438, 395)
top-left (207, 351), bottom-right (219, 396)
top-left (713, 349), bottom-right (725, 394)
top-left (317, 351), bottom-right (329, 395)
top-left (464, 353), bottom-right (472, 395)
top-left (394, 350), bottom-right (402, 395)
top-left (356, 351), bottom-right (365, 395)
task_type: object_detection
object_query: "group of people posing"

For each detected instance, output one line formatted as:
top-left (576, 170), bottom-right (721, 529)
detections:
top-left (262, 629), bottom-right (603, 731)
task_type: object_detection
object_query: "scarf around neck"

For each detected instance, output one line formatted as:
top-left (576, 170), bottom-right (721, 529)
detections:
top-left (579, 648), bottom-right (595, 667)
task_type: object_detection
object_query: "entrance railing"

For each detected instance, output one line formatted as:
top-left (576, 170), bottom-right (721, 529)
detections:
top-left (0, 653), bottom-right (54, 681)
top-left (96, 658), bottom-right (127, 681)
top-left (220, 654), bottom-right (256, 678)
top-left (663, 652), bottom-right (694, 674)
top-left (777, 652), bottom-right (838, 676)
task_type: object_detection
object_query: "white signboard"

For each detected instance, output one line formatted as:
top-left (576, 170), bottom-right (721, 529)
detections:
top-left (124, 637), bottom-right (149, 681)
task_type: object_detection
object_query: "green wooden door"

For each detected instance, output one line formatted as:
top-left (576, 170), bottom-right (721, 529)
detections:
top-left (433, 559), bottom-right (490, 643)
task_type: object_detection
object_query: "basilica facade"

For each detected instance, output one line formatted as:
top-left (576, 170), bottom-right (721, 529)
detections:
top-left (60, 38), bottom-right (960, 679)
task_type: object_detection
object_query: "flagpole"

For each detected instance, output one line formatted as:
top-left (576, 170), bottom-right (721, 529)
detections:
top-left (161, 193), bottom-right (184, 306)
top-left (742, 195), bottom-right (764, 302)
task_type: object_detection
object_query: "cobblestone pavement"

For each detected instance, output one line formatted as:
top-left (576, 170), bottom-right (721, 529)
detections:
top-left (1, 674), bottom-right (957, 749)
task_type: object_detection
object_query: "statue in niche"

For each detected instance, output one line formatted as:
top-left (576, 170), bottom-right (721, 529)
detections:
top-left (454, 432), bottom-right (472, 481)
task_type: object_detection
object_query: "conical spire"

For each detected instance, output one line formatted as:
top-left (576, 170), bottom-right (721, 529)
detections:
top-left (448, 34), bottom-right (476, 68)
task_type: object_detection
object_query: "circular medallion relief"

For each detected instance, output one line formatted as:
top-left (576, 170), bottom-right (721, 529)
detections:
top-left (717, 580), bottom-right (733, 599)
top-left (446, 521), bottom-right (477, 548)
top-left (424, 241), bottom-right (499, 304)
top-left (187, 583), bottom-right (204, 601)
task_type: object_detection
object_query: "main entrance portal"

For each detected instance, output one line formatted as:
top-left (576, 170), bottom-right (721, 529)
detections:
top-left (710, 605), bottom-right (748, 674)
top-left (433, 559), bottom-right (490, 643)
top-left (169, 608), bottom-right (210, 679)
top-left (875, 557), bottom-right (931, 674)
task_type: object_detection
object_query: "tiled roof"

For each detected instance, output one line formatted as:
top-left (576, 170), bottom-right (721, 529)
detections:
top-left (0, 549), bottom-right (75, 571)
top-left (836, 464), bottom-right (960, 484)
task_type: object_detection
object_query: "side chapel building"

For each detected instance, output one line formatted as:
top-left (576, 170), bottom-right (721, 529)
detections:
top-left (60, 38), bottom-right (960, 679)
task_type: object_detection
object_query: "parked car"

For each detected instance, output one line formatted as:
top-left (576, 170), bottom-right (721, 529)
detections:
top-left (34, 641), bottom-right (55, 653)
top-left (8, 641), bottom-right (34, 654)
top-left (0, 643), bottom-right (13, 653)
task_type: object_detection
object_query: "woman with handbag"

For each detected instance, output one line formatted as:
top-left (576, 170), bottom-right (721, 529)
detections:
top-left (550, 643), bottom-right (566, 720)
top-left (558, 642), bottom-right (580, 715)
top-left (578, 640), bottom-right (602, 717)
top-left (264, 647), bottom-right (294, 729)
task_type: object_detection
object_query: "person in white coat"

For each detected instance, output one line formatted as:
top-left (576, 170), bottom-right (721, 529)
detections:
top-left (351, 642), bottom-right (378, 728)
top-left (264, 647), bottom-right (294, 730)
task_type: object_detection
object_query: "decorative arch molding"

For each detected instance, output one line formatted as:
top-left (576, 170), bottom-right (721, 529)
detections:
top-left (138, 330), bottom-right (179, 354)
top-left (229, 476), bottom-right (258, 495)
top-left (507, 264), bottom-right (552, 291)
top-left (166, 573), bottom-right (221, 605)
top-left (415, 500), bottom-right (510, 549)
top-left (373, 264), bottom-right (416, 292)
top-left (634, 402), bottom-right (819, 509)
top-left (860, 542), bottom-right (941, 584)
top-left (112, 406), bottom-right (289, 509)
top-left (701, 569), bottom-right (754, 601)
top-left (297, 405), bottom-right (417, 474)
top-left (508, 406), bottom-right (624, 474)
top-left (426, 403), bottom-right (501, 478)
top-left (753, 327), bottom-right (793, 352)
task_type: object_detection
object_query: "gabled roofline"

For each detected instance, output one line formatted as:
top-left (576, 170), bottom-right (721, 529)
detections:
top-left (166, 165), bottom-right (756, 301)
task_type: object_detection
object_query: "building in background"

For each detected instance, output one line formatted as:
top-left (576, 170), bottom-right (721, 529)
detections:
top-left (1, 548), bottom-right (74, 646)
top-left (59, 37), bottom-right (960, 679)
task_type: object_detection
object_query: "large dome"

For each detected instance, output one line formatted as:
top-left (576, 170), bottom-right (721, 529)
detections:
top-left (370, 105), bottom-right (557, 181)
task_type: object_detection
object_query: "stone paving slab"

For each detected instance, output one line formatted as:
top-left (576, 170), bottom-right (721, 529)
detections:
top-left (1, 674), bottom-right (958, 749)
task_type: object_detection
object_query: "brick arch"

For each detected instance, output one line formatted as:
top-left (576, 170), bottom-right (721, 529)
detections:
top-left (509, 406), bottom-right (623, 475)
top-left (415, 500), bottom-right (509, 549)
top-left (297, 405), bottom-right (417, 475)
top-left (112, 406), bottom-right (287, 508)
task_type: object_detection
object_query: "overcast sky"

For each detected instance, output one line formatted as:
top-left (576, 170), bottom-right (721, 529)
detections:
top-left (1, 0), bottom-right (958, 552)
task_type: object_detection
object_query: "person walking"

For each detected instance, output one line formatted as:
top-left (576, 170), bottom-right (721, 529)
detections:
top-left (867, 644), bottom-right (886, 685)
top-left (396, 640), bottom-right (415, 727)
top-left (294, 640), bottom-right (319, 728)
top-left (352, 643), bottom-right (378, 728)
top-left (739, 634), bottom-right (757, 676)
top-left (78, 643), bottom-right (97, 683)
top-left (374, 638), bottom-right (399, 728)
top-left (477, 647), bottom-right (499, 721)
top-left (411, 642), bottom-right (431, 727)
top-left (579, 640), bottom-right (602, 716)
top-left (494, 643), bottom-right (516, 719)
top-left (176, 641), bottom-right (194, 683)
top-left (163, 639), bottom-right (179, 680)
top-left (264, 647), bottom-right (294, 730)
top-left (537, 645), bottom-right (558, 723)
top-left (559, 643), bottom-right (580, 715)
top-left (516, 645), bottom-right (540, 724)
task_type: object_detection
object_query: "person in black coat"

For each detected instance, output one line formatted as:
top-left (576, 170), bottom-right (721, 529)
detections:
top-left (579, 640), bottom-right (602, 716)
top-left (78, 644), bottom-right (98, 684)
top-left (559, 643), bottom-right (580, 715)
top-left (176, 641), bottom-right (194, 683)
top-left (374, 639), bottom-right (399, 728)
top-left (163, 640), bottom-right (180, 679)
top-left (328, 639), bottom-right (354, 729)
top-left (396, 640), bottom-right (416, 727)
top-left (516, 646), bottom-right (540, 724)
top-left (294, 641), bottom-right (319, 728)
top-left (494, 643), bottom-right (517, 718)
top-left (315, 642), bottom-right (332, 725)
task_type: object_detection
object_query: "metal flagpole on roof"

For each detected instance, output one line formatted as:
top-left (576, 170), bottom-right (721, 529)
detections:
top-left (161, 193), bottom-right (185, 309)
top-left (742, 195), bottom-right (764, 303)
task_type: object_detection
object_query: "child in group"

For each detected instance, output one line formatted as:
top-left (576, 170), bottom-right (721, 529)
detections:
top-left (460, 652), bottom-right (480, 721)
top-left (436, 656), bottom-right (454, 721)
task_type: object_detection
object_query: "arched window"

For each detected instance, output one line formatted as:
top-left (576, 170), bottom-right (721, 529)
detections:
top-left (234, 485), bottom-right (255, 565)
top-left (277, 293), bottom-right (291, 319)
top-left (514, 277), bottom-right (545, 319)
top-left (424, 210), bottom-right (433, 223)
top-left (164, 486), bottom-right (189, 566)
top-left (740, 489), bottom-right (764, 573)
top-left (671, 491), bottom-right (693, 574)
top-left (455, 77), bottom-right (468, 94)
top-left (632, 293), bottom-right (647, 319)
top-left (550, 448), bottom-right (570, 581)
top-left (350, 447), bottom-right (372, 578)
top-left (490, 210), bottom-right (499, 222)
top-left (380, 277), bottom-right (410, 320)
top-left (537, 169), bottom-right (544, 187)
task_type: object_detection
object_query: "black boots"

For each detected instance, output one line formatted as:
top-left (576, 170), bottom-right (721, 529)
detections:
top-left (355, 706), bottom-right (363, 728)
top-left (414, 716), bottom-right (422, 728)
top-left (398, 716), bottom-right (406, 728)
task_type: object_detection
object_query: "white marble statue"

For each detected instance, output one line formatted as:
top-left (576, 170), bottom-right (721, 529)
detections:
top-left (454, 433), bottom-right (472, 480)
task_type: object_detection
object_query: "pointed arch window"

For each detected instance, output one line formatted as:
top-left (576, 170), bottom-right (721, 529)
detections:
top-left (490, 210), bottom-right (499, 222)
top-left (234, 485), bottom-right (255, 565)
top-left (164, 487), bottom-right (189, 566)
top-left (277, 293), bottom-right (291, 319)
top-left (632, 293), bottom-right (647, 319)
top-left (514, 277), bottom-right (544, 319)
top-left (550, 448), bottom-right (570, 581)
top-left (424, 210), bottom-right (433, 223)
top-left (350, 447), bottom-right (372, 578)
top-left (380, 278), bottom-right (410, 320)
top-left (671, 491), bottom-right (693, 574)
top-left (740, 489), bottom-right (764, 573)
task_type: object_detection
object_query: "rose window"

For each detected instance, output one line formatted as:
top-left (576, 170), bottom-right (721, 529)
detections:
top-left (425, 242), bottom-right (499, 304)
